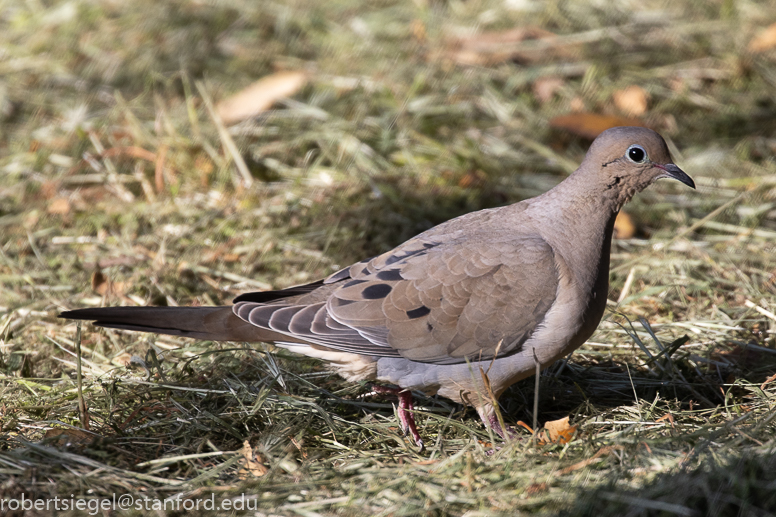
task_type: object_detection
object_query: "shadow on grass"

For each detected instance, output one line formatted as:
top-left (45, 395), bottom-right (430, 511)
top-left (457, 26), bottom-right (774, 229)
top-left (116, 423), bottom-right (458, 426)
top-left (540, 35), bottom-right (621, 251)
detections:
top-left (560, 448), bottom-right (776, 517)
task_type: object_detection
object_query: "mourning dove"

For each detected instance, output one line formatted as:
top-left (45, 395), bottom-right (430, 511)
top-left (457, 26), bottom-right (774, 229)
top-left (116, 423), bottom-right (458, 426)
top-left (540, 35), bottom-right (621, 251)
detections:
top-left (60, 127), bottom-right (695, 448)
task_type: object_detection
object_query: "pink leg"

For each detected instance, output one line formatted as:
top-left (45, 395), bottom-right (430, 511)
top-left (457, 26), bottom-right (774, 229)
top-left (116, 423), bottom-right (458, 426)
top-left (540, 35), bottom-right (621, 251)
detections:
top-left (479, 409), bottom-right (519, 440)
top-left (370, 385), bottom-right (424, 450)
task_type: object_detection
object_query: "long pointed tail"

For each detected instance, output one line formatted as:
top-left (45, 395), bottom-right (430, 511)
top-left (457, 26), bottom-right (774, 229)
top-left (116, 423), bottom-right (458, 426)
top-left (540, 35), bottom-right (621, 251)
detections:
top-left (59, 306), bottom-right (292, 343)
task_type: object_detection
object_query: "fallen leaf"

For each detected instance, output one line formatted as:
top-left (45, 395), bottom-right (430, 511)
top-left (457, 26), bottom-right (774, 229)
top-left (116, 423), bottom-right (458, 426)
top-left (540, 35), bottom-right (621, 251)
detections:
top-left (47, 197), bottom-right (71, 215)
top-left (613, 85), bottom-right (649, 117)
top-left (549, 113), bottom-right (648, 140)
top-left (542, 416), bottom-right (577, 445)
top-left (113, 352), bottom-right (133, 367)
top-left (525, 482), bottom-right (548, 495)
top-left (569, 96), bottom-right (586, 112)
top-left (91, 270), bottom-right (107, 293)
top-left (91, 270), bottom-right (127, 296)
top-left (216, 70), bottom-right (308, 125)
top-left (43, 428), bottom-right (93, 447)
top-left (533, 77), bottom-right (565, 103)
top-left (748, 23), bottom-right (776, 53)
top-left (614, 211), bottom-right (636, 239)
top-left (40, 181), bottom-right (59, 199)
top-left (442, 26), bottom-right (572, 66)
top-left (458, 170), bottom-right (487, 188)
top-left (195, 153), bottom-right (215, 187)
top-left (411, 19), bottom-right (427, 43)
top-left (238, 440), bottom-right (268, 479)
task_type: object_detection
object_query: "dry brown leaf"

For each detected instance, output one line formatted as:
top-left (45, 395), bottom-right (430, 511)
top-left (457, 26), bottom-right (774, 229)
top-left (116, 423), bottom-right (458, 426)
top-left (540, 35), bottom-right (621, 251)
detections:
top-left (569, 97), bottom-right (586, 112)
top-left (541, 416), bottom-right (577, 445)
top-left (525, 482), bottom-right (548, 495)
top-left (91, 270), bottom-right (107, 293)
top-left (47, 197), bottom-right (71, 215)
top-left (112, 352), bottom-right (133, 367)
top-left (40, 181), bottom-right (59, 200)
top-left (748, 23), bottom-right (776, 53)
top-left (442, 26), bottom-right (570, 66)
top-left (91, 270), bottom-right (127, 296)
top-left (614, 211), bottom-right (636, 239)
top-left (43, 428), bottom-right (93, 447)
top-left (195, 153), bottom-right (215, 187)
top-left (533, 77), bottom-right (565, 103)
top-left (411, 19), bottom-right (427, 42)
top-left (458, 170), bottom-right (487, 188)
top-left (549, 113), bottom-right (648, 140)
top-left (613, 85), bottom-right (649, 117)
top-left (216, 70), bottom-right (308, 125)
top-left (238, 440), bottom-right (268, 479)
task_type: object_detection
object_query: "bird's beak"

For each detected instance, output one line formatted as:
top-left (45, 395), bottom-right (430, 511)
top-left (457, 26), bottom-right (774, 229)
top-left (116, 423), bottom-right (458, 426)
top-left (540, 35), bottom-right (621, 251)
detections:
top-left (654, 163), bottom-right (695, 189)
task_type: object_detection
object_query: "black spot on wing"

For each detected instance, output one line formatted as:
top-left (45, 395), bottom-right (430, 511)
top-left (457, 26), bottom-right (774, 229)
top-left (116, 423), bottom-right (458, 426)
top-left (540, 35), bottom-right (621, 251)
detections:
top-left (406, 306), bottom-right (431, 319)
top-left (376, 269), bottom-right (403, 281)
top-left (362, 284), bottom-right (392, 299)
top-left (344, 279), bottom-right (367, 288)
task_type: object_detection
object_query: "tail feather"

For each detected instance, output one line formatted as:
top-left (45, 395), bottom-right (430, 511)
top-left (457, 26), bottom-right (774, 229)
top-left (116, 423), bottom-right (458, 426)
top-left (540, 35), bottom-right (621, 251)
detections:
top-left (59, 306), bottom-right (299, 343)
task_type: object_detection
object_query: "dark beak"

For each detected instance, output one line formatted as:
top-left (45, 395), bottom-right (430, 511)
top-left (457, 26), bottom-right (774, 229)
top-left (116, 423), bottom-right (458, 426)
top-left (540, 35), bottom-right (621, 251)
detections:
top-left (656, 163), bottom-right (695, 189)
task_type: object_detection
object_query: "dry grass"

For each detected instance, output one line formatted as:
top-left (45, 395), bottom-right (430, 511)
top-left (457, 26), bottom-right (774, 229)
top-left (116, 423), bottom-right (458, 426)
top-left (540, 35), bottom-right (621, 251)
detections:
top-left (1, 0), bottom-right (776, 515)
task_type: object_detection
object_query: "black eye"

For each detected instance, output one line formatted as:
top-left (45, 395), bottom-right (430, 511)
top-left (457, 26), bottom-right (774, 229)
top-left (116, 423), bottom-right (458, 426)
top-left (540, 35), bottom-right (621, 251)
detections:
top-left (627, 145), bottom-right (647, 163)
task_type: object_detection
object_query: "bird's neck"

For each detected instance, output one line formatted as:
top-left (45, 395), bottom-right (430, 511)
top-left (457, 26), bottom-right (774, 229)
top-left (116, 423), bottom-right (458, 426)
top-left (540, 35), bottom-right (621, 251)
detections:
top-left (519, 172), bottom-right (623, 294)
top-left (536, 168), bottom-right (632, 216)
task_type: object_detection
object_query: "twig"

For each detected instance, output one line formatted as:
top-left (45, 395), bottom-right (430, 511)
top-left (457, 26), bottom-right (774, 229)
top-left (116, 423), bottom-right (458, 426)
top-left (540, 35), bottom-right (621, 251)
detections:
top-left (195, 81), bottom-right (254, 188)
top-left (744, 299), bottom-right (776, 322)
top-left (556, 446), bottom-right (623, 476)
top-left (74, 322), bottom-right (89, 430)
top-left (617, 266), bottom-right (638, 303)
top-left (154, 143), bottom-right (169, 193)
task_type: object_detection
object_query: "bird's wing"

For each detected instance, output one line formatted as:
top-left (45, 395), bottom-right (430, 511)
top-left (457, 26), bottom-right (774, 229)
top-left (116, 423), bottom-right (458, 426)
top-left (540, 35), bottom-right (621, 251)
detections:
top-left (234, 232), bottom-right (560, 364)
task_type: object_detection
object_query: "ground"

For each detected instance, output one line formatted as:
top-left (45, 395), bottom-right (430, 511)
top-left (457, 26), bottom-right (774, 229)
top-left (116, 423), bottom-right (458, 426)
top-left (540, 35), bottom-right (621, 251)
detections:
top-left (1, 0), bottom-right (776, 515)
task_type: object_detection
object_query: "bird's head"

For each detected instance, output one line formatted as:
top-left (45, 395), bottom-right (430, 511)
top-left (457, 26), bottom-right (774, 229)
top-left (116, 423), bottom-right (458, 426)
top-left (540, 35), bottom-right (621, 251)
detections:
top-left (582, 127), bottom-right (695, 206)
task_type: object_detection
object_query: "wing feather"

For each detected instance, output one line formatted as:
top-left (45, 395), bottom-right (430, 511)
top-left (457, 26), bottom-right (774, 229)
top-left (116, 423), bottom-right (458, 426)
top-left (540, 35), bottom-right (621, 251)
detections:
top-left (231, 231), bottom-right (559, 364)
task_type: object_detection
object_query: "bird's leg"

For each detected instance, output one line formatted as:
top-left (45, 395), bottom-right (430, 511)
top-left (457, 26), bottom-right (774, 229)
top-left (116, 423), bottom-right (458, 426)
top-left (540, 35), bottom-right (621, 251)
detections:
top-left (370, 385), bottom-right (423, 450)
top-left (478, 407), bottom-right (519, 441)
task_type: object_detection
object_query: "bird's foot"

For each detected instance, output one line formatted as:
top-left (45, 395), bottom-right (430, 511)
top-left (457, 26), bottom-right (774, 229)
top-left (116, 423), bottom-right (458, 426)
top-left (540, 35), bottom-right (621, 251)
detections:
top-left (484, 412), bottom-right (520, 441)
top-left (369, 385), bottom-right (424, 451)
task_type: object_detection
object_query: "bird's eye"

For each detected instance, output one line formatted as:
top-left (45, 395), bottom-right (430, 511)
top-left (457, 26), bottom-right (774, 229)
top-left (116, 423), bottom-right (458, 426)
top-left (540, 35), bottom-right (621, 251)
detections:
top-left (627, 145), bottom-right (647, 163)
